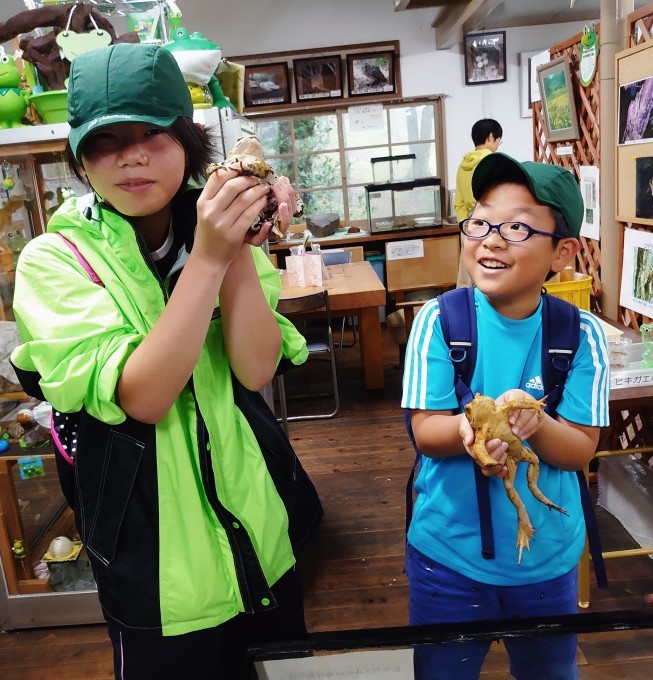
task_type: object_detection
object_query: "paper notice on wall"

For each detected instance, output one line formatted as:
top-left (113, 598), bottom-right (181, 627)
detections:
top-left (255, 648), bottom-right (413, 679)
top-left (579, 165), bottom-right (600, 240)
top-left (620, 227), bottom-right (653, 318)
top-left (530, 49), bottom-right (550, 103)
top-left (386, 239), bottom-right (424, 260)
top-left (348, 103), bottom-right (384, 131)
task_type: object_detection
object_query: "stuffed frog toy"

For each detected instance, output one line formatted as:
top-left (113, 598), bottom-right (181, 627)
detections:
top-left (163, 27), bottom-right (234, 110)
top-left (0, 53), bottom-right (29, 129)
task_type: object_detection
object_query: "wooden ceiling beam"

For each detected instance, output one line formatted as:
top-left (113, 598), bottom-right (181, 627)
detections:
top-left (433, 0), bottom-right (495, 50)
top-left (394, 0), bottom-right (468, 10)
top-left (462, 0), bottom-right (504, 34)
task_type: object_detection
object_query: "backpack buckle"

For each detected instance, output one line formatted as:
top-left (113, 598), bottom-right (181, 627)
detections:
top-left (550, 349), bottom-right (572, 372)
top-left (449, 341), bottom-right (471, 363)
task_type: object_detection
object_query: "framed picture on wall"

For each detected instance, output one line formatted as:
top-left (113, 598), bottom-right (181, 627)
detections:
top-left (519, 50), bottom-right (541, 117)
top-left (346, 51), bottom-right (396, 96)
top-left (244, 62), bottom-right (291, 107)
top-left (293, 55), bottom-right (343, 101)
top-left (463, 31), bottom-right (507, 85)
top-left (617, 75), bottom-right (653, 146)
top-left (536, 56), bottom-right (581, 142)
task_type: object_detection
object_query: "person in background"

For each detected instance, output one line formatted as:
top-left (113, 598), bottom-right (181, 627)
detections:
top-left (11, 43), bottom-right (316, 679)
top-left (454, 118), bottom-right (503, 287)
top-left (402, 153), bottom-right (609, 680)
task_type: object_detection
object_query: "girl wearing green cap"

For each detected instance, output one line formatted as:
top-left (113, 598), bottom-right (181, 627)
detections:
top-left (11, 43), bottom-right (320, 679)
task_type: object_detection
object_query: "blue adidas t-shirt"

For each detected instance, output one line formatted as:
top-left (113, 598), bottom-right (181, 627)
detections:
top-left (401, 288), bottom-right (609, 585)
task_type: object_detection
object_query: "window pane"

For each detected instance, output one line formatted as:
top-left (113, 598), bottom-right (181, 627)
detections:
top-left (255, 119), bottom-right (292, 155)
top-left (297, 152), bottom-right (341, 189)
top-left (347, 186), bottom-right (369, 222)
top-left (273, 158), bottom-right (296, 183)
top-left (345, 146), bottom-right (390, 184)
top-left (293, 115), bottom-right (338, 152)
top-left (389, 105), bottom-right (435, 143)
top-left (301, 189), bottom-right (344, 217)
top-left (390, 142), bottom-right (438, 180)
top-left (342, 110), bottom-right (389, 148)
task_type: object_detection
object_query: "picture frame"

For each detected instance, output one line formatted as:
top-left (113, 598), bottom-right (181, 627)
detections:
top-left (519, 50), bottom-right (541, 118)
top-left (346, 51), bottom-right (396, 97)
top-left (463, 31), bottom-right (506, 86)
top-left (617, 74), bottom-right (653, 146)
top-left (244, 62), bottom-right (291, 108)
top-left (536, 56), bottom-right (581, 143)
top-left (293, 55), bottom-right (343, 101)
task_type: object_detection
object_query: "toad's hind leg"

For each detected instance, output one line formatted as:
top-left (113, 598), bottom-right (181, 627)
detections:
top-left (522, 447), bottom-right (569, 516)
top-left (503, 457), bottom-right (534, 564)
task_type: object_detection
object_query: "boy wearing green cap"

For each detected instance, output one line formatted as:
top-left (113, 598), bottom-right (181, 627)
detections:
top-left (402, 154), bottom-right (609, 679)
top-left (11, 44), bottom-right (319, 679)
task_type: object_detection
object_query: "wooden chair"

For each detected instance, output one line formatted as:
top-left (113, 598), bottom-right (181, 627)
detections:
top-left (275, 290), bottom-right (339, 429)
top-left (385, 235), bottom-right (460, 337)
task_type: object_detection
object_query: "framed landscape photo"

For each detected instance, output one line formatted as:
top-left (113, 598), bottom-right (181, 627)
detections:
top-left (244, 62), bottom-right (291, 108)
top-left (346, 51), bottom-right (396, 96)
top-left (463, 31), bottom-right (506, 85)
top-left (537, 56), bottom-right (581, 142)
top-left (293, 55), bottom-right (343, 101)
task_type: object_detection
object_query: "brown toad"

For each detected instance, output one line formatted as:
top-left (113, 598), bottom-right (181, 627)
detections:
top-left (464, 393), bottom-right (568, 563)
top-left (206, 135), bottom-right (303, 240)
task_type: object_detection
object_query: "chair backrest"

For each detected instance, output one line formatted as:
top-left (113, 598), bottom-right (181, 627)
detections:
top-left (320, 249), bottom-right (353, 266)
top-left (277, 290), bottom-right (331, 320)
top-left (385, 235), bottom-right (459, 294)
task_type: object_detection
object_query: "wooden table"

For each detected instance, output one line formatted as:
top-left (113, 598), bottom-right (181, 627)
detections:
top-left (280, 261), bottom-right (386, 389)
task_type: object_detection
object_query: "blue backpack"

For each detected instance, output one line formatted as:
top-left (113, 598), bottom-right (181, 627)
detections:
top-left (404, 286), bottom-right (607, 587)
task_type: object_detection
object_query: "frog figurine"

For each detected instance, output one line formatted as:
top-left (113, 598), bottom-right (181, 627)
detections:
top-left (641, 322), bottom-right (653, 369)
top-left (162, 27), bottom-right (234, 110)
top-left (0, 52), bottom-right (29, 129)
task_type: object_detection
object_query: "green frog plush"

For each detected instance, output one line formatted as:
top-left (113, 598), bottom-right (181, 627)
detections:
top-left (0, 53), bottom-right (29, 129)
top-left (162, 27), bottom-right (234, 110)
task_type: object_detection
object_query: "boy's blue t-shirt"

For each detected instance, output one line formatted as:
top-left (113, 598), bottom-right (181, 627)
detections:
top-left (401, 288), bottom-right (610, 586)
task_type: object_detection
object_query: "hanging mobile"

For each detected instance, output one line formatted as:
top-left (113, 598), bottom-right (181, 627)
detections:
top-left (2, 161), bottom-right (15, 191)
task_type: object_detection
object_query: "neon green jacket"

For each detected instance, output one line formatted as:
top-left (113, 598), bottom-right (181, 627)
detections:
top-left (11, 192), bottom-right (309, 636)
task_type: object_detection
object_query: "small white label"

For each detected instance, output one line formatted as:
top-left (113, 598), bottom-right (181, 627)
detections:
top-left (556, 145), bottom-right (574, 156)
top-left (386, 240), bottom-right (424, 260)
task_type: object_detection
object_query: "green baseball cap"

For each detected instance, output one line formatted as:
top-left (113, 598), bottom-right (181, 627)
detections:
top-left (68, 43), bottom-right (194, 162)
top-left (471, 152), bottom-right (583, 238)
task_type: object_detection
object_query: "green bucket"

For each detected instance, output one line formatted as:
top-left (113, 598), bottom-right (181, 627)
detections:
top-left (29, 90), bottom-right (68, 124)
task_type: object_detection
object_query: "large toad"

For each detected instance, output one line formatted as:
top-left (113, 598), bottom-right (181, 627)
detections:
top-left (464, 393), bottom-right (568, 563)
top-left (207, 135), bottom-right (303, 240)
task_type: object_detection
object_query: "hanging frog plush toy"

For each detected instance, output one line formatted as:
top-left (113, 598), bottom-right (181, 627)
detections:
top-left (162, 27), bottom-right (234, 110)
top-left (0, 51), bottom-right (29, 129)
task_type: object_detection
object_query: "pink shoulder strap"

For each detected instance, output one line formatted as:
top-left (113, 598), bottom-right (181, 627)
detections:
top-left (56, 232), bottom-right (104, 287)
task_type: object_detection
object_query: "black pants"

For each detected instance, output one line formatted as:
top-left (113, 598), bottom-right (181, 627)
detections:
top-left (108, 568), bottom-right (306, 680)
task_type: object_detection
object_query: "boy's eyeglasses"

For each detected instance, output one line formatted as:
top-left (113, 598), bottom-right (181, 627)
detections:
top-left (460, 218), bottom-right (561, 243)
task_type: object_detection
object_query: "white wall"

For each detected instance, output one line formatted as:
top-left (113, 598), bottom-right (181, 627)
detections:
top-left (1, 0), bottom-right (588, 189)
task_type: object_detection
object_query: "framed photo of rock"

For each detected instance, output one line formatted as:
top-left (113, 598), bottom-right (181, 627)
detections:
top-left (293, 55), bottom-right (343, 101)
top-left (244, 62), bottom-right (291, 108)
top-left (346, 51), bottom-right (396, 97)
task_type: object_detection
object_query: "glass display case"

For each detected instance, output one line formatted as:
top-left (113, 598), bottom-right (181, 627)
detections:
top-left (364, 177), bottom-right (442, 233)
top-left (0, 126), bottom-right (103, 631)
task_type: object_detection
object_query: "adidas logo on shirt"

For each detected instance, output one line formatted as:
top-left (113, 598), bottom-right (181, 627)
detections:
top-left (525, 375), bottom-right (544, 391)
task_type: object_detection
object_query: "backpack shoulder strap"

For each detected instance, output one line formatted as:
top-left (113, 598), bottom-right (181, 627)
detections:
top-left (55, 232), bottom-right (104, 287)
top-left (540, 293), bottom-right (579, 419)
top-left (438, 286), bottom-right (477, 408)
top-left (541, 292), bottom-right (607, 588)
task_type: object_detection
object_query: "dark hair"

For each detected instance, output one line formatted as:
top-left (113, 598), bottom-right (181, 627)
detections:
top-left (65, 117), bottom-right (217, 188)
top-left (471, 119), bottom-right (503, 146)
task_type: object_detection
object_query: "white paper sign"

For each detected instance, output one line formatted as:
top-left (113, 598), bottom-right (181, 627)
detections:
top-left (620, 227), bottom-right (653, 317)
top-left (530, 49), bottom-right (551, 103)
top-left (348, 103), bottom-right (384, 131)
top-left (386, 240), bottom-right (425, 261)
top-left (255, 648), bottom-right (414, 679)
top-left (579, 165), bottom-right (600, 240)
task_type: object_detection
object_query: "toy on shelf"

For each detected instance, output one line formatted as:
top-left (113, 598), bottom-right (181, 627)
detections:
top-left (162, 26), bottom-right (234, 110)
top-left (641, 322), bottom-right (653, 369)
top-left (0, 48), bottom-right (29, 129)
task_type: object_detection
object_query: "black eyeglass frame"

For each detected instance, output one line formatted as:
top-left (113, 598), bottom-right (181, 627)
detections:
top-left (459, 218), bottom-right (563, 243)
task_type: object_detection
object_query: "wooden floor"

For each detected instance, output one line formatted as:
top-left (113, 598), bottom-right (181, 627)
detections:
top-left (2, 324), bottom-right (653, 678)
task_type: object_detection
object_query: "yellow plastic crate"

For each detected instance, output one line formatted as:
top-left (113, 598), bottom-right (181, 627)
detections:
top-left (543, 273), bottom-right (592, 310)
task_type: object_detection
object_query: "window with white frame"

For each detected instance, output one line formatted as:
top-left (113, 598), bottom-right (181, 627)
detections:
top-left (252, 98), bottom-right (445, 228)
